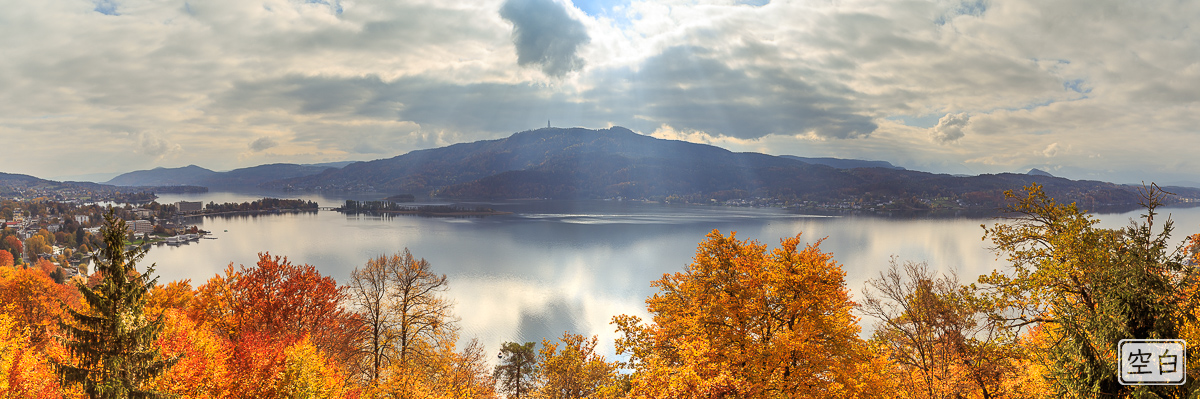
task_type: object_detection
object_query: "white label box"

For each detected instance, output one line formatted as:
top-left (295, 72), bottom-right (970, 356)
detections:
top-left (1118, 339), bottom-right (1187, 385)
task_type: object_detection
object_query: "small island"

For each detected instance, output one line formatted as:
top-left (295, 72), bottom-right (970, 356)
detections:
top-left (335, 200), bottom-right (511, 217)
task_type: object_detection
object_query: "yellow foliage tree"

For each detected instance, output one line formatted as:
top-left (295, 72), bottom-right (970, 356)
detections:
top-left (614, 230), bottom-right (891, 398)
top-left (278, 337), bottom-right (353, 399)
top-left (0, 312), bottom-right (63, 398)
top-left (534, 333), bottom-right (620, 399)
top-left (370, 335), bottom-right (497, 399)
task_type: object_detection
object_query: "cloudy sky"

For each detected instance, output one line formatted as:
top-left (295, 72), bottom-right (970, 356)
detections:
top-left (1, 0), bottom-right (1198, 185)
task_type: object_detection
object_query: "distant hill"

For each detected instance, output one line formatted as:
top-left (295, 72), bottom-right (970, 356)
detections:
top-left (1165, 181), bottom-right (1200, 189)
top-left (106, 163), bottom-right (346, 188)
top-left (261, 127), bottom-right (1191, 210)
top-left (780, 156), bottom-right (904, 170)
top-left (1027, 168), bottom-right (1055, 177)
top-left (306, 161), bottom-right (357, 169)
top-left (0, 172), bottom-right (46, 184)
top-left (0, 172), bottom-right (155, 201)
top-left (105, 165), bottom-right (218, 186)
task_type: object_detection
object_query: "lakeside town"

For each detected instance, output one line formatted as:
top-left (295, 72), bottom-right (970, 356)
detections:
top-left (0, 197), bottom-right (318, 282)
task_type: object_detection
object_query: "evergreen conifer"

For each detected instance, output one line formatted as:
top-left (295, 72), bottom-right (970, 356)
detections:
top-left (55, 210), bottom-right (177, 398)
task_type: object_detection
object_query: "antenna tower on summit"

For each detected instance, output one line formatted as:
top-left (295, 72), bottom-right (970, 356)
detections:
top-left (547, 120), bottom-right (551, 128)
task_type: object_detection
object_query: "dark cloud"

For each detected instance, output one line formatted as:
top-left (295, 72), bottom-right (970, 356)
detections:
top-left (499, 0), bottom-right (590, 77)
top-left (217, 75), bottom-right (581, 139)
top-left (216, 45), bottom-right (878, 143)
top-left (586, 46), bottom-right (877, 139)
top-left (249, 137), bottom-right (278, 152)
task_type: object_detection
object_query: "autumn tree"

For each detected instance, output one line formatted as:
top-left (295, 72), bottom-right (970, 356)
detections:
top-left (350, 252), bottom-right (398, 386)
top-left (1, 235), bottom-right (21, 264)
top-left (25, 234), bottom-right (50, 261)
top-left (981, 184), bottom-right (1200, 396)
top-left (191, 252), bottom-right (363, 367)
top-left (0, 313), bottom-right (63, 397)
top-left (494, 341), bottom-right (538, 399)
top-left (0, 264), bottom-right (74, 347)
top-left (535, 333), bottom-right (620, 399)
top-left (349, 248), bottom-right (455, 381)
top-left (146, 309), bottom-right (231, 399)
top-left (0, 249), bottom-right (11, 267)
top-left (55, 211), bottom-right (178, 399)
top-left (277, 337), bottom-right (355, 399)
top-left (613, 230), bottom-right (891, 398)
top-left (862, 258), bottom-right (1020, 399)
top-left (423, 338), bottom-right (498, 399)
top-left (388, 249), bottom-right (454, 365)
top-left (351, 250), bottom-right (497, 399)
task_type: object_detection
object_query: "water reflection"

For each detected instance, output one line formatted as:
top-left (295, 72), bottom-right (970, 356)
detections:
top-left (141, 191), bottom-right (1200, 361)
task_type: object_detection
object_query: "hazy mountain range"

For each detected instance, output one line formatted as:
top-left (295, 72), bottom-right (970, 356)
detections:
top-left (258, 127), bottom-right (1198, 208)
top-left (8, 127), bottom-right (1200, 210)
top-left (104, 162), bottom-right (355, 188)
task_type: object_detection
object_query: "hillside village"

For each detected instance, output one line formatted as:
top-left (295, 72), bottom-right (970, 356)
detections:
top-left (0, 199), bottom-right (235, 281)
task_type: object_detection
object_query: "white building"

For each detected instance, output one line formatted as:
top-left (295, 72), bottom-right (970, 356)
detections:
top-left (177, 201), bottom-right (203, 214)
top-left (130, 220), bottom-right (153, 234)
top-left (75, 215), bottom-right (90, 224)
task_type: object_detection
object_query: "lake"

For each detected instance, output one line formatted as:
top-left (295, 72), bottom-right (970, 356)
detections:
top-left (141, 190), bottom-right (1200, 360)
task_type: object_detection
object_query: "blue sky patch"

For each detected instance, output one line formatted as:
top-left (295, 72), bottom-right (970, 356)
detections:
top-left (935, 0), bottom-right (987, 25)
top-left (887, 114), bottom-right (942, 128)
top-left (956, 0), bottom-right (987, 17)
top-left (305, 0), bottom-right (344, 14)
top-left (573, 0), bottom-right (628, 18)
top-left (94, 0), bottom-right (119, 15)
top-left (1064, 79), bottom-right (1091, 94)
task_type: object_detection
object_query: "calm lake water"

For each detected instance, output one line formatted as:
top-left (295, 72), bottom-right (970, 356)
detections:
top-left (141, 190), bottom-right (1200, 360)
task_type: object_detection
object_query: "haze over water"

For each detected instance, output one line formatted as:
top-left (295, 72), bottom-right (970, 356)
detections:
top-left (142, 191), bottom-right (1200, 360)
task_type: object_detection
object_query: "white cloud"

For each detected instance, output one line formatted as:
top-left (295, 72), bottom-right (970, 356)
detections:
top-left (1043, 142), bottom-right (1060, 158)
top-left (930, 113), bottom-right (969, 144)
top-left (136, 132), bottom-right (182, 158)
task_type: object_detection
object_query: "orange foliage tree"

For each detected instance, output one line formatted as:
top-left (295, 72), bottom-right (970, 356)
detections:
top-left (535, 333), bottom-right (621, 399)
top-left (0, 250), bottom-right (12, 267)
top-left (191, 252), bottom-right (363, 367)
top-left (861, 259), bottom-right (1021, 399)
top-left (0, 264), bottom-right (76, 347)
top-left (613, 230), bottom-right (893, 398)
top-left (0, 313), bottom-right (64, 398)
top-left (147, 309), bottom-right (231, 398)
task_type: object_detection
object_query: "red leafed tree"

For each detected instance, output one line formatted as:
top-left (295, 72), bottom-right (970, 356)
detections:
top-left (2, 236), bottom-right (21, 260)
top-left (0, 250), bottom-right (12, 267)
top-left (193, 252), bottom-right (363, 367)
top-left (34, 258), bottom-right (57, 277)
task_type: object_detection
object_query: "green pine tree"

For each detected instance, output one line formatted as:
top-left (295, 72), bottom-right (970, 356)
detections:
top-left (55, 210), bottom-right (178, 399)
top-left (983, 184), bottom-right (1200, 397)
top-left (494, 341), bottom-right (538, 399)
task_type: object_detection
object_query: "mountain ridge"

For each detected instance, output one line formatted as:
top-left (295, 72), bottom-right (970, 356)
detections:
top-left (261, 127), bottom-right (1200, 209)
top-left (105, 163), bottom-right (349, 188)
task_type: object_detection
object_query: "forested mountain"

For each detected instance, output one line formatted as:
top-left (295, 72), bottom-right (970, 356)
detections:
top-left (262, 127), bottom-right (1199, 209)
top-left (106, 163), bottom-right (342, 188)
top-left (780, 155), bottom-right (904, 170)
top-left (0, 172), bottom-right (159, 201)
top-left (105, 165), bottom-right (218, 186)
